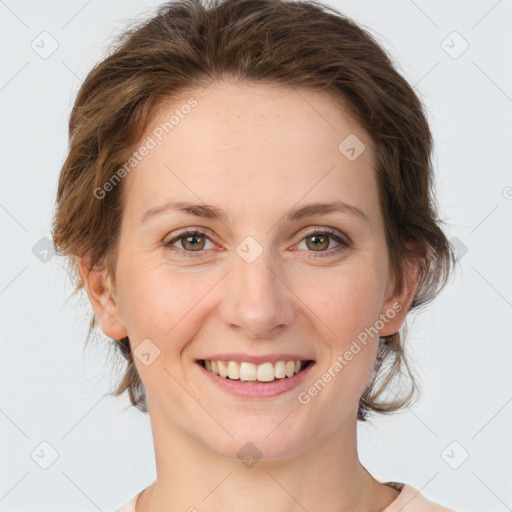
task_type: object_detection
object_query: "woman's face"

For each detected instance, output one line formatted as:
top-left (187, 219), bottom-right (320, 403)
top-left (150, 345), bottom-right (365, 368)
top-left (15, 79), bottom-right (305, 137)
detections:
top-left (88, 81), bottom-right (415, 460)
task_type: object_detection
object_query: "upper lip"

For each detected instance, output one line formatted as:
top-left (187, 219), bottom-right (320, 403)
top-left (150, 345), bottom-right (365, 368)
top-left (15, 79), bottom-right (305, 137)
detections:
top-left (197, 353), bottom-right (315, 364)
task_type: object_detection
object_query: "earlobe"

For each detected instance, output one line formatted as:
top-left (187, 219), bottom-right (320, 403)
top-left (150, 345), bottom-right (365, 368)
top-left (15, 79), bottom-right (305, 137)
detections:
top-left (78, 255), bottom-right (128, 339)
top-left (379, 258), bottom-right (420, 337)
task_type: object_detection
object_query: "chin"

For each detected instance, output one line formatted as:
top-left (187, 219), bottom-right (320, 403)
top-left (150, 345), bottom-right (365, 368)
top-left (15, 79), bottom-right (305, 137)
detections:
top-left (204, 421), bottom-right (311, 463)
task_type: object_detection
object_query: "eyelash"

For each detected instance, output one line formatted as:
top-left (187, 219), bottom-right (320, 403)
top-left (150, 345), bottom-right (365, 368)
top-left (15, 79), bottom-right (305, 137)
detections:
top-left (163, 228), bottom-right (351, 259)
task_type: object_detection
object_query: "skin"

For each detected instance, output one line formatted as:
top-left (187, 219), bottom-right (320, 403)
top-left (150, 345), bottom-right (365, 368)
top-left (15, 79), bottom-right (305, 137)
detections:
top-left (81, 81), bottom-right (419, 512)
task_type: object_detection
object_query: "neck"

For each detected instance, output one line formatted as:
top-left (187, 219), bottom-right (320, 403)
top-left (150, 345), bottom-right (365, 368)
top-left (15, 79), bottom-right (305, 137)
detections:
top-left (135, 397), bottom-right (399, 512)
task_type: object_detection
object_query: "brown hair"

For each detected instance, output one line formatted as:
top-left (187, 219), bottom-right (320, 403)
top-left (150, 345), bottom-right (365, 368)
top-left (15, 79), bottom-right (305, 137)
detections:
top-left (51, 0), bottom-right (457, 421)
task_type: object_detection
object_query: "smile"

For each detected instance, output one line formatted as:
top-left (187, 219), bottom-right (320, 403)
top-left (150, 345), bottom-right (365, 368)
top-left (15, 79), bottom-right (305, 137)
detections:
top-left (196, 359), bottom-right (316, 398)
top-left (200, 359), bottom-right (313, 382)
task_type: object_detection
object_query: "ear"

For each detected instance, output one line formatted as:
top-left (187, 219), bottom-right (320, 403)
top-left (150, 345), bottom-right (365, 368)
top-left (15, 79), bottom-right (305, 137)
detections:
top-left (378, 256), bottom-right (420, 337)
top-left (79, 255), bottom-right (128, 339)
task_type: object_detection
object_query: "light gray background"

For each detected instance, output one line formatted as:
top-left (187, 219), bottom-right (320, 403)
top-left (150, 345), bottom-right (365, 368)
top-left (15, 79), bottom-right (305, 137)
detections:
top-left (1, 0), bottom-right (511, 511)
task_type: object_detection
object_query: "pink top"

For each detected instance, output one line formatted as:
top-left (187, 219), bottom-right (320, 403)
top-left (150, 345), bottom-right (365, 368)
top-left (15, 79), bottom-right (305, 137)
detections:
top-left (115, 482), bottom-right (456, 511)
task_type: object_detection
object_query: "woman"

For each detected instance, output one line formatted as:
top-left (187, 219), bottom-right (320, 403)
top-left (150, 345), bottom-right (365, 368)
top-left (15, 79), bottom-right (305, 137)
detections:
top-left (52, 0), bottom-right (458, 510)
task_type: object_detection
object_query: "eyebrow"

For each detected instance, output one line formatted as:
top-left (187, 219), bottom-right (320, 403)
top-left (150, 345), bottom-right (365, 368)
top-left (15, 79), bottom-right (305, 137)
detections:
top-left (140, 199), bottom-right (369, 225)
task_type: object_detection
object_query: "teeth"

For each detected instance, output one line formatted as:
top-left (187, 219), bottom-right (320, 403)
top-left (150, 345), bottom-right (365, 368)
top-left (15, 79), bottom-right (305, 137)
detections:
top-left (257, 362), bottom-right (274, 382)
top-left (275, 361), bottom-right (286, 379)
top-left (202, 359), bottom-right (307, 382)
top-left (218, 360), bottom-right (228, 378)
top-left (227, 361), bottom-right (240, 379)
top-left (241, 361), bottom-right (257, 380)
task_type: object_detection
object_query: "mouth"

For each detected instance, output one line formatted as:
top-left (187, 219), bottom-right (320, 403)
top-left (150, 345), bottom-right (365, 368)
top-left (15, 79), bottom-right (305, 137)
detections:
top-left (197, 359), bottom-right (315, 383)
top-left (196, 358), bottom-right (316, 398)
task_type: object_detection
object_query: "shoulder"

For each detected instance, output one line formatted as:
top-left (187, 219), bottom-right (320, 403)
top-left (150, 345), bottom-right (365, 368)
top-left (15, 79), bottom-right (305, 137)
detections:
top-left (383, 483), bottom-right (457, 512)
top-left (114, 483), bottom-right (457, 512)
top-left (115, 490), bottom-right (142, 512)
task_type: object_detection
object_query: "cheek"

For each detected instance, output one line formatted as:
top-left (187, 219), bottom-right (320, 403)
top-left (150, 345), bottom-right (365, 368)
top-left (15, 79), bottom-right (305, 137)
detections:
top-left (116, 257), bottom-right (212, 350)
top-left (114, 255), bottom-right (173, 338)
top-left (305, 262), bottom-right (384, 344)
top-left (298, 262), bottom-right (383, 398)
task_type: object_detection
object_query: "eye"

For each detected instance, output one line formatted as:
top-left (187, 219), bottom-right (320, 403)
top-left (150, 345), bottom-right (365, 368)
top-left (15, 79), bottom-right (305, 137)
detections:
top-left (164, 229), bottom-right (216, 257)
top-left (295, 228), bottom-right (351, 258)
top-left (163, 227), bottom-right (351, 259)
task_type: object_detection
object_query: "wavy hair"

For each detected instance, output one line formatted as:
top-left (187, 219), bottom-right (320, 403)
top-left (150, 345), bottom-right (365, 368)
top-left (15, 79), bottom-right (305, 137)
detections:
top-left (52, 0), bottom-right (457, 421)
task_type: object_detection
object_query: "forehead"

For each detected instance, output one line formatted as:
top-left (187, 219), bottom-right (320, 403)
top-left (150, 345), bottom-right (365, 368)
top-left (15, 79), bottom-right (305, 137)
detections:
top-left (121, 81), bottom-right (379, 225)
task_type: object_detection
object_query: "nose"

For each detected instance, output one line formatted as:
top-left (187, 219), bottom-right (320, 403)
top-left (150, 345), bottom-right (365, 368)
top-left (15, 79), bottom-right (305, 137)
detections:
top-left (218, 249), bottom-right (297, 340)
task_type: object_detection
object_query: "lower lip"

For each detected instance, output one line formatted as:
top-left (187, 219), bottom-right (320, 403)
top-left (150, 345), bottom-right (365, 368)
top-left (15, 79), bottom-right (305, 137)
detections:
top-left (196, 361), bottom-right (315, 398)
